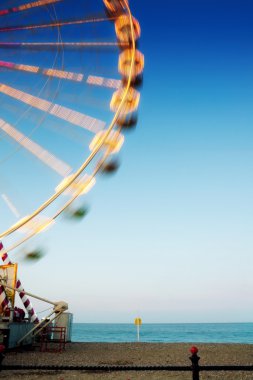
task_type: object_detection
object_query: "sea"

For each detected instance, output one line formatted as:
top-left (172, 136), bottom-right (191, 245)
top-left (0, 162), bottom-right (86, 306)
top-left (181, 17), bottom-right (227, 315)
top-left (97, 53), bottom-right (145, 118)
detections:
top-left (72, 323), bottom-right (253, 344)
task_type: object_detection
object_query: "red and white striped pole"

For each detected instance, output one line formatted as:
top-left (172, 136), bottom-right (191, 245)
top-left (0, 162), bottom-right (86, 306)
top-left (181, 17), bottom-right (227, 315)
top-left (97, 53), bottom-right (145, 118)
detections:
top-left (0, 285), bottom-right (10, 311)
top-left (0, 242), bottom-right (39, 324)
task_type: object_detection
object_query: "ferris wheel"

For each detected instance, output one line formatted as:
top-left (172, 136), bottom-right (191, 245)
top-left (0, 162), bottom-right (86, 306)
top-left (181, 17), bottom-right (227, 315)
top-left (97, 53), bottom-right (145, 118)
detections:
top-left (0, 0), bottom-right (144, 258)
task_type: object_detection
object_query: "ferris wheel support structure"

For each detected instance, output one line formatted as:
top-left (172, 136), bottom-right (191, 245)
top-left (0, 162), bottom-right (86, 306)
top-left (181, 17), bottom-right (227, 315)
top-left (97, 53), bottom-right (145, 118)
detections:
top-left (0, 278), bottom-right (68, 345)
top-left (0, 242), bottom-right (39, 323)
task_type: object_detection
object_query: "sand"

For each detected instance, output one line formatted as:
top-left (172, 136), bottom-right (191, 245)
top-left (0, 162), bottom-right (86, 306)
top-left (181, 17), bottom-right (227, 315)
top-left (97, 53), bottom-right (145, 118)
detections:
top-left (2, 342), bottom-right (253, 379)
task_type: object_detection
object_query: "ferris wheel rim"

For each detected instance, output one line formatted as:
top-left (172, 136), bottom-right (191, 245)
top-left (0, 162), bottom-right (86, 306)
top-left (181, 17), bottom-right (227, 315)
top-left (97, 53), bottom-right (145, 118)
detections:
top-left (5, 146), bottom-right (111, 253)
top-left (0, 0), bottom-right (138, 244)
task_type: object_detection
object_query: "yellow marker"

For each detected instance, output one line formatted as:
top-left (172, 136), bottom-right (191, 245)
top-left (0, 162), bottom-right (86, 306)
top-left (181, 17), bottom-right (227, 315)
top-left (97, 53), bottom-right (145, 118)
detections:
top-left (134, 317), bottom-right (142, 341)
top-left (134, 318), bottom-right (142, 325)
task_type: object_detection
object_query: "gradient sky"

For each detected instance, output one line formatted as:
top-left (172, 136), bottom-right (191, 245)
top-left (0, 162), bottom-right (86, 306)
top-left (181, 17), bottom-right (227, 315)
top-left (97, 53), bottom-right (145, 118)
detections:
top-left (8, 0), bottom-right (253, 323)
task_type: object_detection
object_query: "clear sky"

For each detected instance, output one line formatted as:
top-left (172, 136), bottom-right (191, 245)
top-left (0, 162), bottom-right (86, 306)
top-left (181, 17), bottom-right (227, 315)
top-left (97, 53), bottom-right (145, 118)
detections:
top-left (1, 0), bottom-right (253, 323)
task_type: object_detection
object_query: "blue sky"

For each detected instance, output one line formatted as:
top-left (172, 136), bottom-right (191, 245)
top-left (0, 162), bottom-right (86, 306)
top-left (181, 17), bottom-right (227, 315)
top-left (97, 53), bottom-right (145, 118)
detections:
top-left (1, 0), bottom-right (253, 323)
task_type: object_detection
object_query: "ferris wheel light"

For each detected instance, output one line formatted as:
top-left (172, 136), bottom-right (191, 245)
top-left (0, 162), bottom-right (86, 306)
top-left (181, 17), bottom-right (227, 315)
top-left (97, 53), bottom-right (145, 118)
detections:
top-left (55, 174), bottom-right (96, 196)
top-left (103, 0), bottom-right (128, 14)
top-left (110, 87), bottom-right (140, 115)
top-left (115, 15), bottom-right (141, 42)
top-left (11, 216), bottom-right (55, 234)
top-left (89, 130), bottom-right (124, 154)
top-left (119, 49), bottom-right (144, 79)
top-left (34, 218), bottom-right (55, 234)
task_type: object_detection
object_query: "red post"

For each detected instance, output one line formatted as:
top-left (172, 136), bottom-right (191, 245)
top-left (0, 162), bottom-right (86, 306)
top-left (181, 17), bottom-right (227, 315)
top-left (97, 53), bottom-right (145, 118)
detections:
top-left (189, 346), bottom-right (200, 380)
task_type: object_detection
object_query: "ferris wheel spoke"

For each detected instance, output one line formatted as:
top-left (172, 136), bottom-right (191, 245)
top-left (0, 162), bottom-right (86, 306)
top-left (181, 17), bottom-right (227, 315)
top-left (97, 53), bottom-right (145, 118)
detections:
top-left (0, 84), bottom-right (105, 133)
top-left (0, 118), bottom-right (72, 176)
top-left (87, 75), bottom-right (121, 89)
top-left (0, 59), bottom-right (121, 89)
top-left (0, 0), bottom-right (62, 17)
top-left (0, 42), bottom-right (128, 49)
top-left (0, 59), bottom-right (121, 88)
top-left (0, 16), bottom-right (114, 33)
top-left (1, 194), bottom-right (21, 219)
top-left (0, 59), bottom-right (84, 82)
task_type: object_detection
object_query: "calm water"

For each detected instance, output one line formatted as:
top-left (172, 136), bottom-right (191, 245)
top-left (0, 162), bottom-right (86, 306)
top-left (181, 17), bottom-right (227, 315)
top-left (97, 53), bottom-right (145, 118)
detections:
top-left (72, 323), bottom-right (253, 343)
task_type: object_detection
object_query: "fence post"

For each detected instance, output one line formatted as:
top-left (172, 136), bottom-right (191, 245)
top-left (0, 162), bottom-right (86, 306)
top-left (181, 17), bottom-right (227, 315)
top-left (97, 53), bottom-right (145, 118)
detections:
top-left (189, 346), bottom-right (200, 380)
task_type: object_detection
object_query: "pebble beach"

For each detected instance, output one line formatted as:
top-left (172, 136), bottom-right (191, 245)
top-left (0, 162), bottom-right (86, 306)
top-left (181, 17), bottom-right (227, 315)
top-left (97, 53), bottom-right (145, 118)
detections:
top-left (2, 342), bottom-right (253, 379)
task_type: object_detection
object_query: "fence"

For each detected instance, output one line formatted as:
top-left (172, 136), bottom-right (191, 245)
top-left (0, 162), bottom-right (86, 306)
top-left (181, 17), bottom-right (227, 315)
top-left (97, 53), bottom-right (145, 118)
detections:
top-left (1, 345), bottom-right (253, 378)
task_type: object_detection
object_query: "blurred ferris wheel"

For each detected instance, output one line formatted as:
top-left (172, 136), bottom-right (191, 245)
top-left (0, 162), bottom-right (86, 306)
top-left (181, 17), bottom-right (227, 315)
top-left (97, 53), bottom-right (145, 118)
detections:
top-left (0, 0), bottom-right (144, 256)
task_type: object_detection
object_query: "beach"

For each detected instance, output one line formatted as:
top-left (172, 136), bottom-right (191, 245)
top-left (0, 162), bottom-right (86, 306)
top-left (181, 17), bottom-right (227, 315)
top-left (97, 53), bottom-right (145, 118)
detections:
top-left (2, 342), bottom-right (253, 379)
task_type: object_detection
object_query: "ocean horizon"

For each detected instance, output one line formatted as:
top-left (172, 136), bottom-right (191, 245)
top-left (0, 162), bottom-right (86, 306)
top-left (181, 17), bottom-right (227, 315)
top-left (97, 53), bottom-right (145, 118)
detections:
top-left (71, 323), bottom-right (253, 344)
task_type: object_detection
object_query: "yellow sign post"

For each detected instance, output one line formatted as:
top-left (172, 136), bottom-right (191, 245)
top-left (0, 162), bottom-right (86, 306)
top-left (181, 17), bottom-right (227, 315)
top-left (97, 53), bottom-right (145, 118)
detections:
top-left (134, 317), bottom-right (142, 342)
